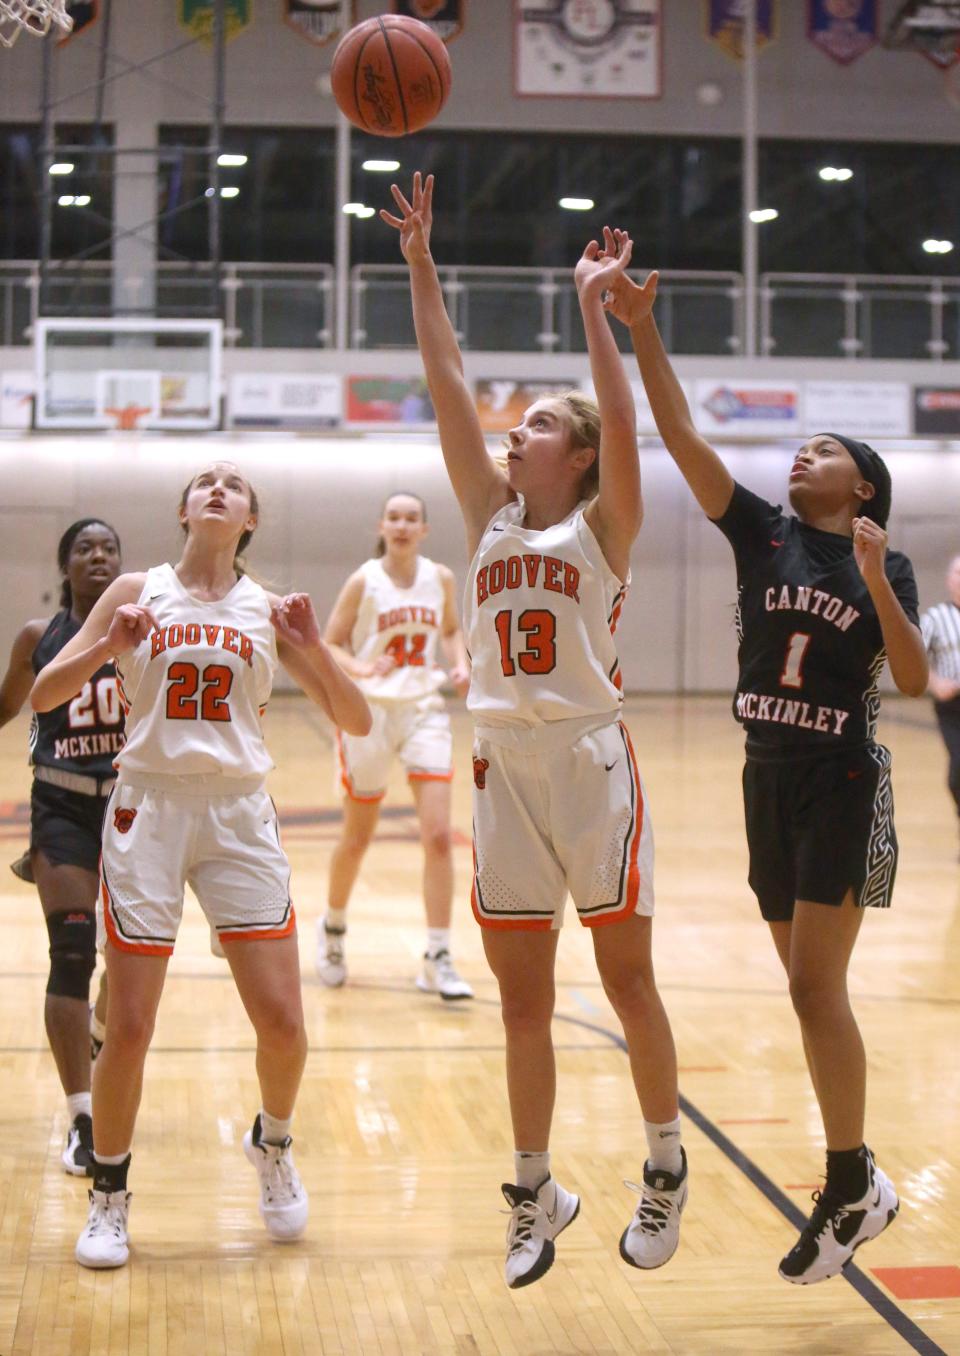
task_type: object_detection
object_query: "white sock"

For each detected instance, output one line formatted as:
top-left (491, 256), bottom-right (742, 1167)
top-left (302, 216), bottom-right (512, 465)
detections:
top-left (66, 1091), bottom-right (92, 1121)
top-left (92, 1149), bottom-right (129, 1166)
top-left (514, 1149), bottom-right (550, 1191)
top-left (325, 907), bottom-right (347, 934)
top-left (259, 1109), bottom-right (293, 1146)
top-left (644, 1116), bottom-right (683, 1175)
top-left (90, 1011), bottom-right (106, 1043)
top-left (426, 927), bottom-right (451, 957)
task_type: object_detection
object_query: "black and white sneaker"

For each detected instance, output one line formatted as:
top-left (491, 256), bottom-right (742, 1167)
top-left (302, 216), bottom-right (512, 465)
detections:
top-left (416, 949), bottom-right (473, 1001)
top-left (501, 1176), bottom-right (580, 1289)
top-left (619, 1148), bottom-right (688, 1269)
top-left (779, 1148), bottom-right (899, 1284)
top-left (76, 1188), bottom-right (130, 1268)
top-left (62, 1113), bottom-right (95, 1177)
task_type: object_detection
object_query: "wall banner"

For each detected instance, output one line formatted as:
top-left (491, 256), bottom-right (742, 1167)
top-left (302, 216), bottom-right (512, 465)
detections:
top-left (57, 0), bottom-right (99, 46)
top-left (914, 386), bottom-right (960, 435)
top-left (229, 373), bottom-right (342, 429)
top-left (804, 381), bottom-right (909, 438)
top-left (695, 380), bottom-right (800, 437)
top-left (283, 0), bottom-right (352, 47)
top-left (346, 376), bottom-right (435, 426)
top-left (178, 0), bottom-right (251, 43)
top-left (705, 0), bottom-right (776, 61)
top-left (390, 1), bottom-right (465, 42)
top-left (807, 0), bottom-right (876, 66)
top-left (515, 0), bottom-right (661, 99)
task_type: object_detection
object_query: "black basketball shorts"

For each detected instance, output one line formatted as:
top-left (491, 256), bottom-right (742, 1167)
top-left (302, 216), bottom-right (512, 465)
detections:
top-left (30, 779), bottom-right (108, 874)
top-left (742, 743), bottom-right (897, 923)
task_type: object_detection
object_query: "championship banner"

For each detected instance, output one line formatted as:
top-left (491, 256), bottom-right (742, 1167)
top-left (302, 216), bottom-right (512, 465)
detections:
top-left (283, 0), bottom-right (352, 48)
top-left (807, 0), bottom-right (876, 66)
top-left (705, 0), bottom-right (776, 61)
top-left (57, 0), bottom-right (98, 46)
top-left (515, 0), bottom-right (662, 99)
top-left (390, 1), bottom-right (465, 43)
top-left (177, 0), bottom-right (251, 43)
top-left (921, 44), bottom-right (960, 70)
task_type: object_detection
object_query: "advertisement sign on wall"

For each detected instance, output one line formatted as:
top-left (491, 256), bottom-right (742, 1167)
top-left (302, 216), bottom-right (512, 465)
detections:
top-left (914, 387), bottom-right (960, 436)
top-left (804, 381), bottom-right (910, 439)
top-left (474, 378), bottom-right (577, 434)
top-left (694, 380), bottom-right (800, 437)
top-left (229, 373), bottom-right (342, 429)
top-left (346, 376), bottom-right (435, 426)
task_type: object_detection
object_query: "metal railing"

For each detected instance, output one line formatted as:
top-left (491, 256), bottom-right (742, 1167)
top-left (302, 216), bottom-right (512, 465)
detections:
top-left (3, 261), bottom-right (959, 359)
top-left (350, 265), bottom-right (743, 355)
top-left (761, 272), bottom-right (960, 360)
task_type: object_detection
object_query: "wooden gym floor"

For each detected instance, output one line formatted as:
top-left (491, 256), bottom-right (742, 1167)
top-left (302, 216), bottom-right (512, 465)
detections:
top-left (0, 695), bottom-right (957, 1356)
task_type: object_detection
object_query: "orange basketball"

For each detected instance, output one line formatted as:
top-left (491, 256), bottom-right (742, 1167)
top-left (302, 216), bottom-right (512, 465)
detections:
top-left (330, 15), bottom-right (451, 137)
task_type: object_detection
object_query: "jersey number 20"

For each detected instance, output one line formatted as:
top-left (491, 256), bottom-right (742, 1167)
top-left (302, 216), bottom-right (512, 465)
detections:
top-left (166, 663), bottom-right (234, 722)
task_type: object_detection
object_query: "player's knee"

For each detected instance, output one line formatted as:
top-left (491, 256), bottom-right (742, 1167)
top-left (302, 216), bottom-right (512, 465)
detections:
top-left (787, 968), bottom-right (836, 1021)
top-left (499, 987), bottom-right (554, 1034)
top-left (600, 968), bottom-right (657, 1022)
top-left (255, 997), bottom-right (306, 1050)
top-left (421, 824), bottom-right (451, 858)
top-left (45, 909), bottom-right (97, 1000)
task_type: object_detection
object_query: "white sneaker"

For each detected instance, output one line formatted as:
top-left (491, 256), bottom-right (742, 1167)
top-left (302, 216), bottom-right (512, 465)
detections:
top-left (316, 921), bottom-right (347, 987)
top-left (416, 949), bottom-right (473, 1001)
top-left (75, 1189), bottom-right (130, 1268)
top-left (619, 1148), bottom-right (688, 1270)
top-left (501, 1175), bottom-right (580, 1289)
top-left (62, 1113), bottom-right (95, 1177)
top-left (779, 1147), bottom-right (899, 1284)
top-left (243, 1115), bottom-right (309, 1242)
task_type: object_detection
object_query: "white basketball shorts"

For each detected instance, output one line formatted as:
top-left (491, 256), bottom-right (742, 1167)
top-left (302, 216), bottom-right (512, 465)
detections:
top-left (470, 715), bottom-right (654, 931)
top-left (336, 693), bottom-right (453, 801)
top-left (98, 774), bottom-right (294, 956)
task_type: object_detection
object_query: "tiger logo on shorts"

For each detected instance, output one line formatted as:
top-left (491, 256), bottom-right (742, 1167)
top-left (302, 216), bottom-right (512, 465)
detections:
top-left (114, 807), bottom-right (137, 834)
top-left (473, 756), bottom-right (490, 790)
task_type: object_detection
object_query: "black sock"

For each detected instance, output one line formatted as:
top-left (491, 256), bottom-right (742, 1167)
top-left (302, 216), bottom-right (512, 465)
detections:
top-left (92, 1153), bottom-right (131, 1195)
top-left (825, 1145), bottom-right (868, 1202)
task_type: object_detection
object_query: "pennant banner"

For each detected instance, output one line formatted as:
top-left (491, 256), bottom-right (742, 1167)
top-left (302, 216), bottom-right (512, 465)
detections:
top-left (515, 0), bottom-right (662, 99)
top-left (390, 0), bottom-right (465, 43)
top-left (921, 43), bottom-right (960, 70)
top-left (807, 0), bottom-right (876, 66)
top-left (57, 0), bottom-right (98, 46)
top-left (177, 0), bottom-right (251, 43)
top-left (284, 0), bottom-right (352, 48)
top-left (705, 0), bottom-right (776, 61)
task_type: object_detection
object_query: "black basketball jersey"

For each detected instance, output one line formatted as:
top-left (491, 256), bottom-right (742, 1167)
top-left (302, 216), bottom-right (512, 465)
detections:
top-left (30, 611), bottom-right (125, 776)
top-left (713, 483), bottom-right (920, 760)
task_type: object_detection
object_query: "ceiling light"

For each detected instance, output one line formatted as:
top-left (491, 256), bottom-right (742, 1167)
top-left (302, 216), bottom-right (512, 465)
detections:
top-left (923, 238), bottom-right (954, 254)
top-left (362, 159), bottom-right (400, 172)
top-left (220, 186), bottom-right (240, 198)
top-left (342, 202), bottom-right (365, 215)
top-left (49, 162), bottom-right (74, 175)
top-left (354, 205), bottom-right (376, 219)
top-left (217, 153), bottom-right (247, 167)
top-left (819, 166), bottom-right (853, 181)
top-left (749, 208), bottom-right (778, 223)
top-left (559, 197), bottom-right (594, 211)
top-left (57, 195), bottom-right (75, 206)
top-left (73, 194), bottom-right (90, 206)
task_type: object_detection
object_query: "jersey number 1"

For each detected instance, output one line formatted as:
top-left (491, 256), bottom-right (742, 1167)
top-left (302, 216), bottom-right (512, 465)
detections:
top-left (780, 632), bottom-right (811, 689)
top-left (166, 663), bottom-right (234, 722)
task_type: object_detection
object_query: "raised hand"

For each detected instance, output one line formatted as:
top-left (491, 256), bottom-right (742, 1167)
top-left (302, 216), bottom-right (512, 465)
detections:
top-left (574, 227), bottom-right (634, 300)
top-left (852, 516), bottom-right (887, 585)
top-left (593, 226), bottom-right (658, 327)
top-left (104, 604), bottom-right (158, 656)
top-left (270, 593), bottom-right (322, 649)
top-left (380, 171), bottom-right (434, 264)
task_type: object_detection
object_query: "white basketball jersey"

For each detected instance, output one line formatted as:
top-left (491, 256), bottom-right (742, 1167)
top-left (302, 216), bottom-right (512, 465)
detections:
top-left (115, 563), bottom-right (278, 781)
top-left (464, 500), bottom-right (628, 725)
top-left (350, 556), bottom-right (446, 703)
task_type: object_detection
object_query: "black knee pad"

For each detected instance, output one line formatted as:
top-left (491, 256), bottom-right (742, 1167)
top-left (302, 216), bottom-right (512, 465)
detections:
top-left (46, 909), bottom-right (96, 1000)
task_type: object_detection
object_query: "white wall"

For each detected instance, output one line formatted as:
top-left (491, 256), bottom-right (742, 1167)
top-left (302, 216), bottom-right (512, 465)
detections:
top-left (1, 429), bottom-right (954, 695)
top-left (2, 1), bottom-right (959, 144)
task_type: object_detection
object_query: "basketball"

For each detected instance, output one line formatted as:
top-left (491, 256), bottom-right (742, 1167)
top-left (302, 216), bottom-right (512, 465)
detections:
top-left (330, 15), bottom-right (451, 137)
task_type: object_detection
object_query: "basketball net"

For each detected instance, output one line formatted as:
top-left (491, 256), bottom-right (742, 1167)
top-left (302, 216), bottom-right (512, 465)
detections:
top-left (0, 0), bottom-right (73, 48)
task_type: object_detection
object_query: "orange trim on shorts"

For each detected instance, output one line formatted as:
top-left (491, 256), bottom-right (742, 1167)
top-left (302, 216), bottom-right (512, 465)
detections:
top-left (336, 731), bottom-right (385, 804)
top-left (218, 906), bottom-right (297, 944)
top-left (580, 721), bottom-right (644, 929)
top-left (469, 840), bottom-right (553, 931)
top-left (100, 877), bottom-right (175, 957)
top-left (407, 770), bottom-right (454, 783)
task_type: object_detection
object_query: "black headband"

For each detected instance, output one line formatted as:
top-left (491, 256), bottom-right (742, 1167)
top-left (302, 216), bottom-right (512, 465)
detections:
top-left (821, 432), bottom-right (891, 528)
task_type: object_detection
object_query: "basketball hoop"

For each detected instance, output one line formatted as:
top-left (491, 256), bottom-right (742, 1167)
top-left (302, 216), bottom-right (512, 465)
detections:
top-left (0, 0), bottom-right (73, 48)
top-left (104, 403), bottom-right (152, 432)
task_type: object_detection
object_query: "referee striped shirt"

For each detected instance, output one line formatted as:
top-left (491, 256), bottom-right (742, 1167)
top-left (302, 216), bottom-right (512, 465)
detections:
top-left (922, 602), bottom-right (960, 682)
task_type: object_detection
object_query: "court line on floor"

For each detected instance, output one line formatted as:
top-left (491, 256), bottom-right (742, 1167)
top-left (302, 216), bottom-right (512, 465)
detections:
top-left (544, 1005), bottom-right (948, 1356)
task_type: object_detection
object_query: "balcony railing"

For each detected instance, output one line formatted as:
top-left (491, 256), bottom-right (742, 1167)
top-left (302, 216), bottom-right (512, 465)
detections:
top-left (1, 261), bottom-right (957, 359)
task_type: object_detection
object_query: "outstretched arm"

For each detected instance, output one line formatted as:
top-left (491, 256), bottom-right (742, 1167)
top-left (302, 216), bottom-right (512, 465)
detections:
top-left (31, 575), bottom-right (150, 711)
top-left (271, 593), bottom-right (372, 735)
top-left (602, 250), bottom-right (734, 520)
top-left (381, 173), bottom-right (512, 554)
top-left (576, 229), bottom-right (642, 581)
top-left (0, 620), bottom-right (46, 728)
